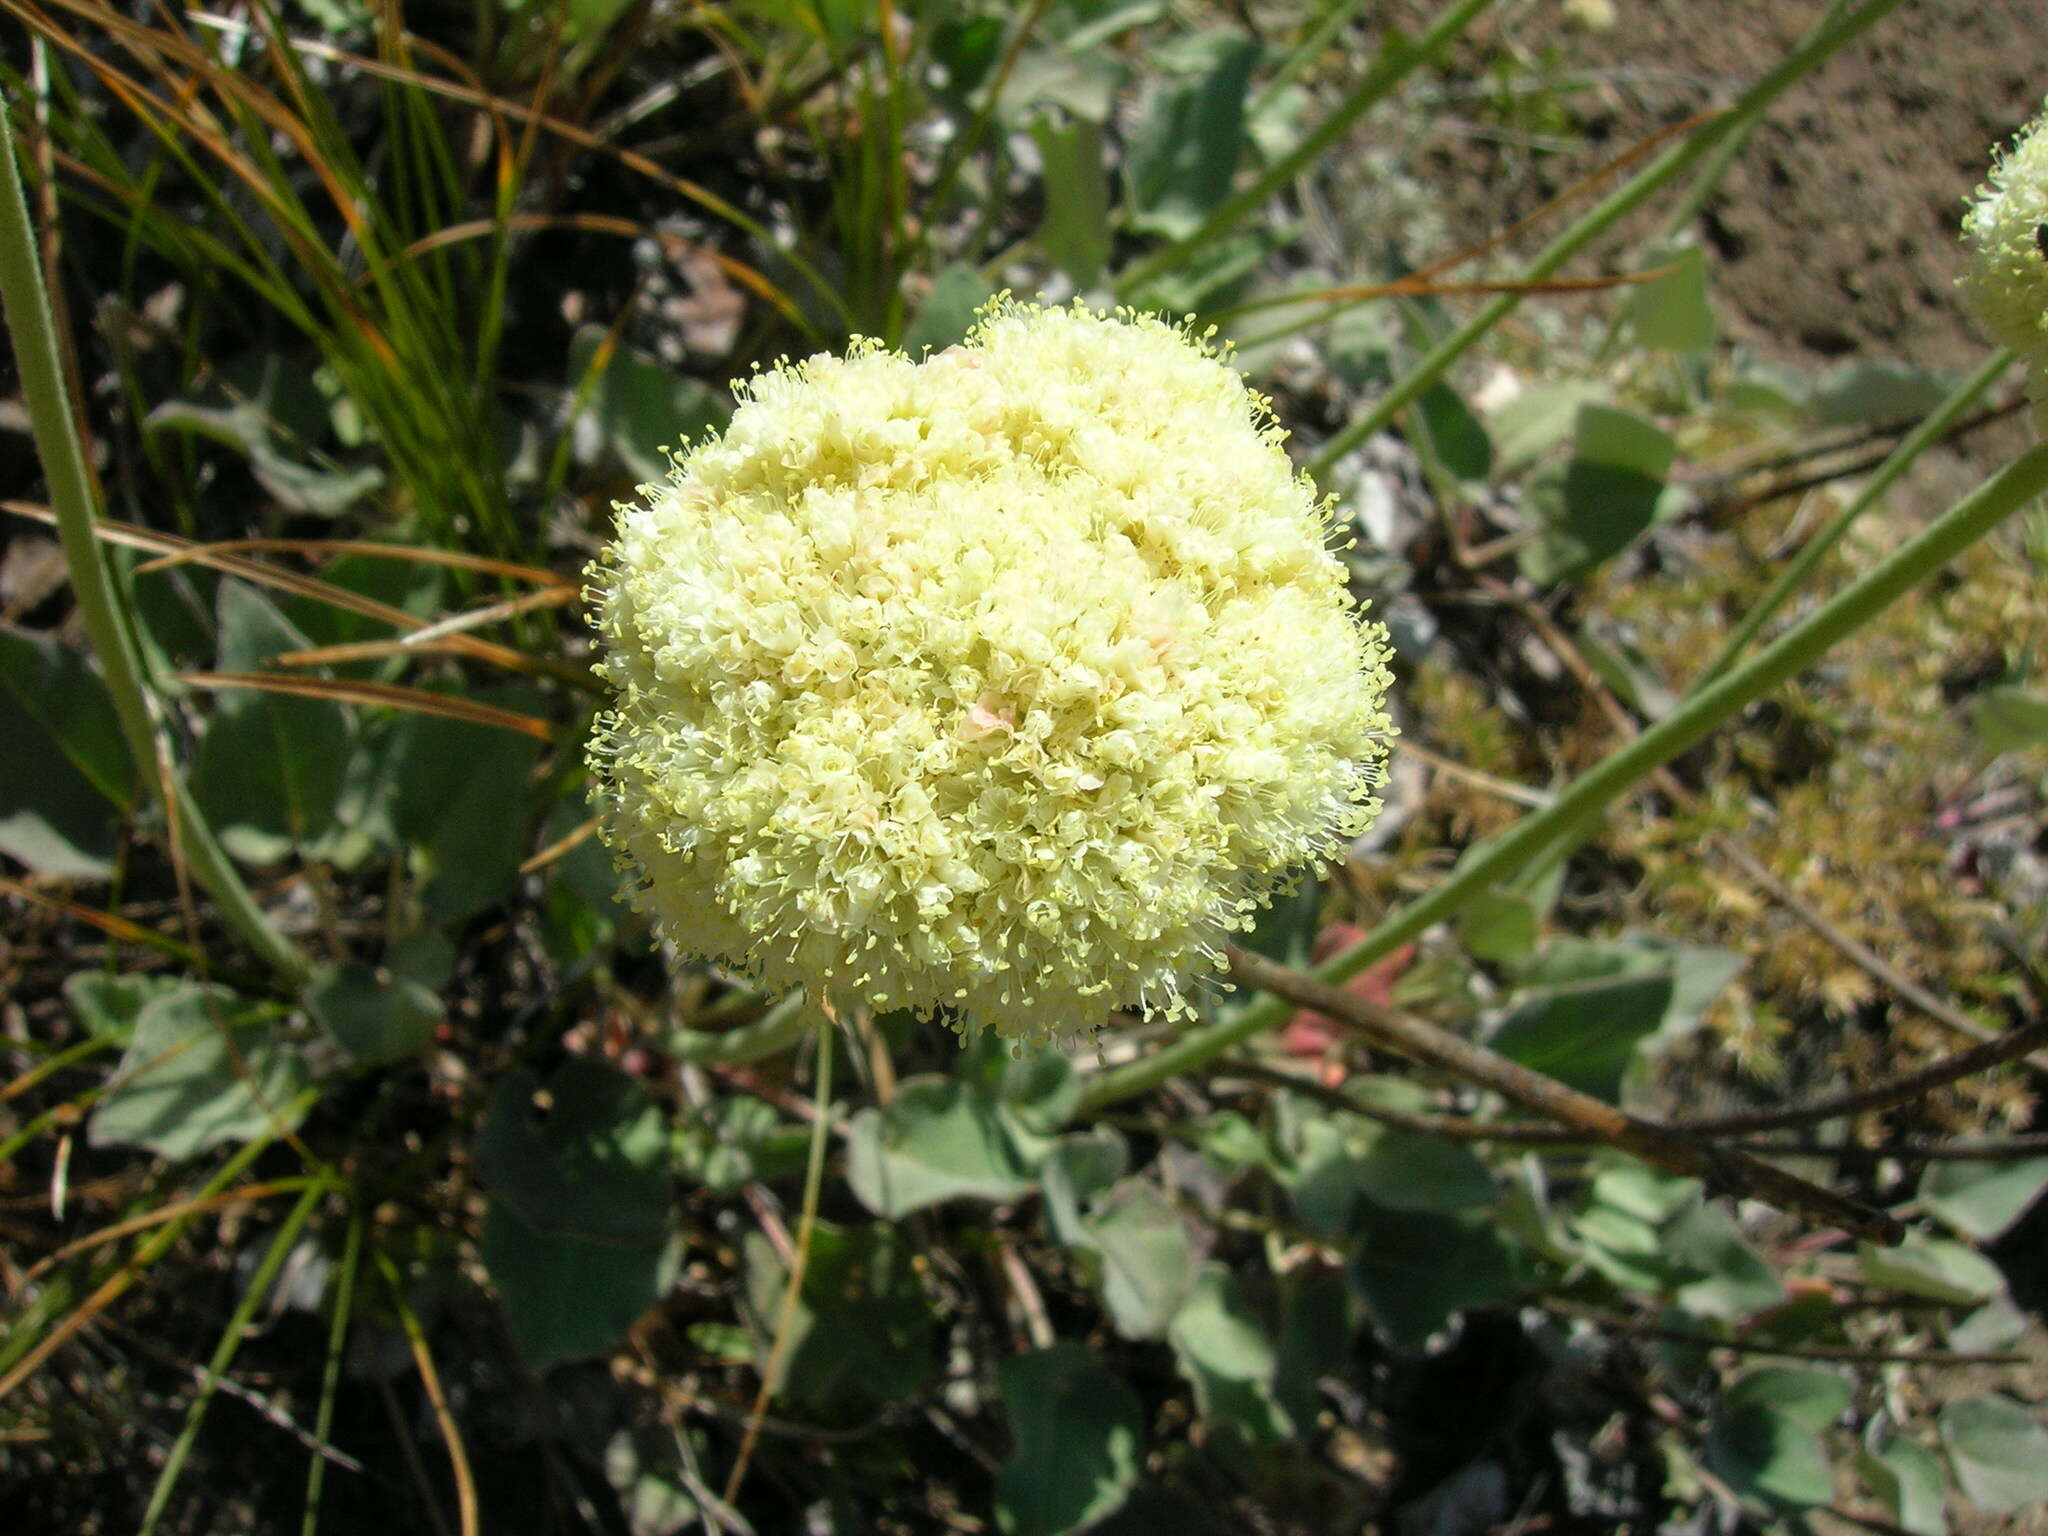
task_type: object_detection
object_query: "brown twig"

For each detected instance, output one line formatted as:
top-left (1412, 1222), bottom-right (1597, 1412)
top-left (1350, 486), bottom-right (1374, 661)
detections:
top-left (1225, 947), bottom-right (1903, 1243)
top-left (1665, 1011), bottom-right (2048, 1135)
top-left (1542, 1299), bottom-right (2026, 1366)
top-left (1694, 393), bottom-right (2028, 525)
top-left (1226, 1060), bottom-right (2048, 1162)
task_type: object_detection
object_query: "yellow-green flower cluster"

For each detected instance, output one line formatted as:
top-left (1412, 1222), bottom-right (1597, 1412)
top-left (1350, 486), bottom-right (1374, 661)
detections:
top-left (589, 302), bottom-right (1394, 1040)
top-left (1962, 102), bottom-right (2048, 406)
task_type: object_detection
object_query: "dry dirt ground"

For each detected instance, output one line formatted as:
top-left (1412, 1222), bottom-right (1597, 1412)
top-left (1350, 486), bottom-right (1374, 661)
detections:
top-left (1405, 0), bottom-right (2048, 499)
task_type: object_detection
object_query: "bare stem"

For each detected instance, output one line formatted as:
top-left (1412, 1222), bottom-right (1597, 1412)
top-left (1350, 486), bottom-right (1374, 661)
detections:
top-left (1222, 947), bottom-right (1901, 1242)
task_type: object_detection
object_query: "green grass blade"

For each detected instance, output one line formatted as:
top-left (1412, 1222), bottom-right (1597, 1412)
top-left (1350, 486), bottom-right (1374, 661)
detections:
top-left (139, 1183), bottom-right (329, 1535)
top-left (1692, 347), bottom-right (2018, 691)
top-left (1079, 439), bottom-right (2048, 1112)
top-left (301, 1210), bottom-right (364, 1536)
top-left (0, 107), bottom-right (309, 984)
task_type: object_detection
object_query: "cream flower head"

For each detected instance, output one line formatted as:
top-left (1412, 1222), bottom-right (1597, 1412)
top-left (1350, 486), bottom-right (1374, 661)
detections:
top-left (1962, 102), bottom-right (2048, 406)
top-left (589, 301), bottom-right (1395, 1041)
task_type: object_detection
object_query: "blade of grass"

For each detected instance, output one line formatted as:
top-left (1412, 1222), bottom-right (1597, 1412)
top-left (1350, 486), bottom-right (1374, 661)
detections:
top-left (0, 106), bottom-right (309, 983)
top-left (1690, 347), bottom-right (2017, 690)
top-left (0, 1100), bottom-right (318, 1396)
top-left (0, 874), bottom-right (210, 970)
top-left (378, 1251), bottom-right (479, 1536)
top-left (26, 1177), bottom-right (325, 1279)
top-left (1302, 0), bottom-right (1911, 482)
top-left (175, 5), bottom-right (843, 335)
top-left (723, 1012), bottom-right (833, 1506)
top-left (180, 673), bottom-right (559, 740)
top-left (302, 1210), bottom-right (363, 1536)
top-left (4, 502), bottom-right (579, 682)
top-left (139, 1182), bottom-right (328, 1534)
top-left (137, 537), bottom-right (572, 588)
top-left (1115, 0), bottom-right (1498, 299)
top-left (1251, 0), bottom-right (1373, 116)
top-left (1079, 440), bottom-right (2048, 1112)
top-left (1, 1035), bottom-right (114, 1105)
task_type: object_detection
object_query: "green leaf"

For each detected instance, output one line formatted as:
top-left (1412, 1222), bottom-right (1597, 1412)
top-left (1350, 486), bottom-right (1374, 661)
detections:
top-left (1273, 1267), bottom-right (1359, 1431)
top-left (1590, 1158), bottom-right (1699, 1223)
top-left (476, 1058), bottom-right (671, 1243)
top-left (1920, 1156), bottom-right (2048, 1241)
top-left (843, 1040), bottom-right (1073, 1220)
top-left (145, 397), bottom-right (382, 517)
top-left (0, 627), bottom-right (133, 876)
top-left (1487, 381), bottom-right (1606, 477)
top-left (673, 1096), bottom-right (807, 1193)
top-left (1293, 1116), bottom-right (1496, 1230)
top-left (1238, 874), bottom-right (1322, 970)
top-left (1859, 1429), bottom-right (1945, 1536)
top-left (1458, 886), bottom-right (1537, 968)
top-left (88, 985), bottom-right (311, 1159)
top-left (383, 691), bottom-right (543, 920)
top-left (996, 1343), bottom-right (1143, 1536)
top-left (1167, 1263), bottom-right (1292, 1443)
top-left (1968, 686), bottom-right (2048, 754)
top-left (1123, 33), bottom-right (1259, 240)
top-left (742, 1221), bottom-right (936, 1405)
top-left (845, 1076), bottom-right (1041, 1217)
top-left (1808, 361), bottom-right (1956, 428)
top-left (1723, 360), bottom-right (1808, 418)
top-left (905, 265), bottom-right (996, 355)
top-left (1346, 1204), bottom-right (1520, 1349)
top-left (931, 13), bottom-right (1004, 100)
top-left (569, 327), bottom-right (728, 487)
top-left (192, 583), bottom-right (353, 864)
top-left (1576, 619), bottom-right (1678, 720)
top-left (477, 1057), bottom-right (674, 1372)
top-left (1040, 1126), bottom-right (1131, 1245)
top-left (1520, 404), bottom-right (1675, 583)
top-left (1046, 0), bottom-right (1165, 51)
top-left (63, 972), bottom-right (188, 1044)
top-left (1664, 1201), bottom-right (1783, 1322)
top-left (306, 960), bottom-right (443, 1066)
top-left (1079, 1177), bottom-right (1197, 1339)
top-left (998, 47), bottom-right (1125, 126)
top-left (602, 1429), bottom-right (700, 1536)
top-left (1939, 1395), bottom-right (2048, 1515)
top-left (1858, 1234), bottom-right (2004, 1306)
top-left (1410, 378), bottom-right (1494, 484)
top-left (1190, 1110), bottom-right (1280, 1176)
top-left (482, 1199), bottom-right (678, 1374)
top-left (1725, 1366), bottom-right (1850, 1433)
top-left (1030, 114), bottom-right (1111, 288)
top-left (1488, 972), bottom-right (1677, 1103)
top-left (1626, 242), bottom-right (1715, 351)
top-left (1523, 936), bottom-right (1738, 1040)
top-left (1706, 1402), bottom-right (1834, 1511)
top-left (1949, 1295), bottom-right (2028, 1352)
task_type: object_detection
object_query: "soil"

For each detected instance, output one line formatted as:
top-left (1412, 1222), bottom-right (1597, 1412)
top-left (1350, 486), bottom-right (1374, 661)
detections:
top-left (1418, 0), bottom-right (2048, 368)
